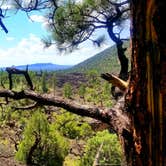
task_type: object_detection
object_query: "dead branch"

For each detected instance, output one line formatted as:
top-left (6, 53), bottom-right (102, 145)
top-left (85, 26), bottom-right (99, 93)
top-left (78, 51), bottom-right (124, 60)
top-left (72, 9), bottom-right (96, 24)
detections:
top-left (8, 136), bottom-right (19, 151)
top-left (27, 131), bottom-right (41, 165)
top-left (0, 79), bottom-right (6, 89)
top-left (0, 101), bottom-right (7, 105)
top-left (12, 102), bottom-right (39, 110)
top-left (6, 67), bottom-right (34, 90)
top-left (0, 8), bottom-right (8, 33)
top-left (0, 96), bottom-right (9, 105)
top-left (0, 154), bottom-right (14, 158)
top-left (101, 73), bottom-right (128, 91)
top-left (0, 89), bottom-right (130, 134)
top-left (93, 142), bottom-right (104, 166)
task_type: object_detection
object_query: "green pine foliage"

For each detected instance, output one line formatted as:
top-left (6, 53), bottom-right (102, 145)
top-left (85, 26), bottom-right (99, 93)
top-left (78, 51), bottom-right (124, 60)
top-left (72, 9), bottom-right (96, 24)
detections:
top-left (53, 111), bottom-right (93, 139)
top-left (64, 156), bottom-right (81, 166)
top-left (78, 84), bottom-right (86, 99)
top-left (15, 111), bottom-right (69, 165)
top-left (50, 0), bottom-right (129, 53)
top-left (81, 130), bottom-right (123, 166)
top-left (63, 82), bottom-right (73, 98)
top-left (41, 71), bottom-right (49, 93)
top-left (75, 70), bottom-right (112, 107)
top-left (52, 73), bottom-right (57, 95)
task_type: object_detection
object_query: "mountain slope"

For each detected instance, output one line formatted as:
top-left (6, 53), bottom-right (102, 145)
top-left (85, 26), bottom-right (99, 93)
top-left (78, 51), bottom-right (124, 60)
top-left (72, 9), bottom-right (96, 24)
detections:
top-left (65, 41), bottom-right (130, 74)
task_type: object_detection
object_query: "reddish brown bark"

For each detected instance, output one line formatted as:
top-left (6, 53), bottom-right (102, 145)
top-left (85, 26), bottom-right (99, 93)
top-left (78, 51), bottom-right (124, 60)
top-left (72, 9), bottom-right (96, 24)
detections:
top-left (125, 0), bottom-right (166, 165)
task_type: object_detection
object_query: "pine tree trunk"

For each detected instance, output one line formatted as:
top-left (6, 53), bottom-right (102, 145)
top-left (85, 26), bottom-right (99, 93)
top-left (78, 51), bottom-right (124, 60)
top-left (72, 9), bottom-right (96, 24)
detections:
top-left (124, 0), bottom-right (166, 165)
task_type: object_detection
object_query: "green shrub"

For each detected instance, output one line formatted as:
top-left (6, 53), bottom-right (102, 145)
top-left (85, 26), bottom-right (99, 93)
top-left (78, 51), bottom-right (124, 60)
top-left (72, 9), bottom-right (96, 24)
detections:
top-left (63, 83), bottom-right (72, 98)
top-left (15, 111), bottom-right (69, 166)
top-left (81, 130), bottom-right (123, 166)
top-left (78, 84), bottom-right (86, 99)
top-left (54, 111), bottom-right (93, 139)
top-left (41, 71), bottom-right (48, 93)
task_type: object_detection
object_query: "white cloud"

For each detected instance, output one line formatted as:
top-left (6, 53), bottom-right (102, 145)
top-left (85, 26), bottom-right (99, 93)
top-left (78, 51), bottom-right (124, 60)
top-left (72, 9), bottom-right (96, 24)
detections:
top-left (1, 0), bottom-right (35, 9)
top-left (75, 0), bottom-right (83, 3)
top-left (1, 4), bottom-right (14, 9)
top-left (29, 15), bottom-right (50, 30)
top-left (6, 37), bottom-right (15, 41)
top-left (1, 0), bottom-right (18, 9)
top-left (0, 33), bottom-right (111, 67)
top-left (29, 15), bottom-right (46, 23)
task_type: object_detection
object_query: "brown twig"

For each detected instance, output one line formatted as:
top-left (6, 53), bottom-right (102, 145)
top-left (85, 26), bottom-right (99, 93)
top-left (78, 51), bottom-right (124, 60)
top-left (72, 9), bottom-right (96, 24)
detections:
top-left (12, 102), bottom-right (39, 110)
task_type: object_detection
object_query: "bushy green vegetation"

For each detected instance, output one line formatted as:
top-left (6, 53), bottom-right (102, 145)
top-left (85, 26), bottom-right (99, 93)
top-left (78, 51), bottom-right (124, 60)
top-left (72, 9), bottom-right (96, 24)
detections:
top-left (0, 64), bottom-right (123, 165)
top-left (15, 111), bottom-right (69, 165)
top-left (63, 82), bottom-right (73, 99)
top-left (41, 71), bottom-right (49, 93)
top-left (81, 130), bottom-right (123, 166)
top-left (54, 111), bottom-right (94, 139)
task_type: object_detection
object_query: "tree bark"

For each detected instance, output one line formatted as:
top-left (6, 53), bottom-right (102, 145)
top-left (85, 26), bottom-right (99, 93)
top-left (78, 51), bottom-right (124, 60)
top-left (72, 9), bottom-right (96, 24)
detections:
top-left (125, 0), bottom-right (166, 165)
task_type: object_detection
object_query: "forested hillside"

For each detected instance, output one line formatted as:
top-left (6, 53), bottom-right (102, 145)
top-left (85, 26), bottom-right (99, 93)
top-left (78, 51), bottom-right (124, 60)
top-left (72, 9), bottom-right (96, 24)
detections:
top-left (65, 41), bottom-right (130, 74)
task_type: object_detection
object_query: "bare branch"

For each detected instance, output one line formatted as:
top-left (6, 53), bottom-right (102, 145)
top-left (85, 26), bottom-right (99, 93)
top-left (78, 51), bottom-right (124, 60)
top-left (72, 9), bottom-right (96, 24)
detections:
top-left (0, 8), bottom-right (8, 33)
top-left (8, 136), bottom-right (19, 151)
top-left (6, 67), bottom-right (34, 90)
top-left (121, 38), bottom-right (130, 41)
top-left (101, 73), bottom-right (128, 91)
top-left (0, 89), bottom-right (130, 134)
top-left (12, 102), bottom-right (39, 110)
top-left (93, 142), bottom-right (104, 166)
top-left (109, 0), bottom-right (130, 7)
top-left (0, 154), bottom-right (14, 158)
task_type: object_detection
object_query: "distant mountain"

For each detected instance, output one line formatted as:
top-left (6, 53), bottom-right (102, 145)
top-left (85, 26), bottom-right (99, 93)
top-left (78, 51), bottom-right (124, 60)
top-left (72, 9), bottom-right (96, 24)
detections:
top-left (1, 63), bottom-right (72, 71)
top-left (1, 42), bottom-right (129, 73)
top-left (64, 41), bottom-right (130, 74)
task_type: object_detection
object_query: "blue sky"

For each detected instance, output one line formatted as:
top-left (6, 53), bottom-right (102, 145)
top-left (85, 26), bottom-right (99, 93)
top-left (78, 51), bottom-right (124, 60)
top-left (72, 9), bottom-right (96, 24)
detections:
top-left (1, 11), bottom-right (48, 48)
top-left (0, 3), bottom-right (129, 67)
